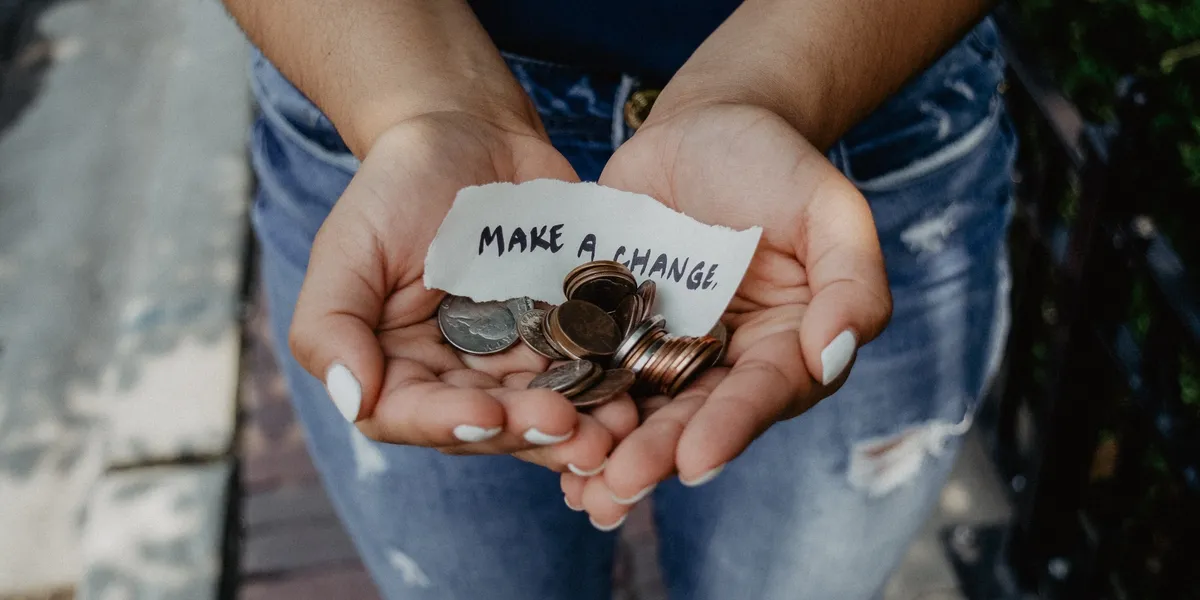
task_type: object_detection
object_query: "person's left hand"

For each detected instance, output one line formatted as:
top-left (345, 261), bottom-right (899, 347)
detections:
top-left (559, 103), bottom-right (893, 528)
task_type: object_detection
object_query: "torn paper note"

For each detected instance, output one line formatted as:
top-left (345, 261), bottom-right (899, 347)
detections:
top-left (423, 179), bottom-right (762, 337)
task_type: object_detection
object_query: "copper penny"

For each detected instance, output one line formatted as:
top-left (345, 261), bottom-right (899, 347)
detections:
top-left (569, 275), bottom-right (636, 313)
top-left (668, 340), bottom-right (723, 396)
top-left (708, 321), bottom-right (729, 365)
top-left (614, 294), bottom-right (644, 339)
top-left (516, 309), bottom-right (565, 360)
top-left (555, 300), bottom-right (622, 358)
top-left (571, 368), bottom-right (636, 408)
top-left (528, 360), bottom-right (598, 393)
top-left (636, 279), bottom-right (657, 321)
top-left (542, 306), bottom-right (577, 359)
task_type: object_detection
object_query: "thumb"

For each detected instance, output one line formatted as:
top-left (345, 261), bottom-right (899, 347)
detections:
top-left (798, 182), bottom-right (892, 387)
top-left (289, 216), bottom-right (388, 423)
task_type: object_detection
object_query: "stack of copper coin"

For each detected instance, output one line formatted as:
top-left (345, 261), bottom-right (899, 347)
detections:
top-left (611, 315), bottom-right (724, 396)
top-left (436, 259), bottom-right (727, 411)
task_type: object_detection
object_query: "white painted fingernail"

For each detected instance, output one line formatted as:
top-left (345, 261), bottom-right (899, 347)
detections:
top-left (564, 496), bottom-right (583, 512)
top-left (524, 427), bottom-right (573, 445)
top-left (453, 425), bottom-right (502, 443)
top-left (568, 459), bottom-right (607, 477)
top-left (590, 514), bottom-right (627, 532)
top-left (821, 329), bottom-right (857, 385)
top-left (681, 464), bottom-right (725, 487)
top-left (325, 363), bottom-right (362, 422)
top-left (612, 483), bottom-right (656, 505)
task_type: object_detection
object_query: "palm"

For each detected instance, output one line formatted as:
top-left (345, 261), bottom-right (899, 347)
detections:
top-left (601, 104), bottom-right (866, 402)
top-left (566, 104), bottom-right (891, 521)
top-left (293, 113), bottom-right (635, 467)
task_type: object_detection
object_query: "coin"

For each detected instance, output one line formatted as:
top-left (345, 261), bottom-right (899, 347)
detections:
top-left (560, 361), bottom-right (605, 397)
top-left (614, 294), bottom-right (644, 338)
top-left (571, 368), bottom-right (636, 408)
top-left (528, 360), bottom-right (598, 393)
top-left (539, 307), bottom-right (571, 357)
top-left (708, 320), bottom-right (729, 365)
top-left (636, 280), bottom-right (656, 321)
top-left (563, 261), bottom-right (637, 313)
top-left (667, 339), bottom-right (723, 395)
top-left (437, 295), bottom-right (519, 355)
top-left (553, 300), bottom-right (622, 359)
top-left (506, 297), bottom-right (535, 319)
top-left (516, 309), bottom-right (565, 360)
top-left (613, 314), bottom-right (665, 367)
top-left (569, 275), bottom-right (637, 313)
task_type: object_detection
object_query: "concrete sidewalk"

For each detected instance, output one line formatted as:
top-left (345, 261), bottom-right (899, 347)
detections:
top-left (0, 0), bottom-right (251, 596)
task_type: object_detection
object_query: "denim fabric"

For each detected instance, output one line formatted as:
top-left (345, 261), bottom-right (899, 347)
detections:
top-left (247, 16), bottom-right (1016, 600)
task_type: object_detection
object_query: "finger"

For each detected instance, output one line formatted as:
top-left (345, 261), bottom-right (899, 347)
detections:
top-left (604, 369), bottom-right (723, 497)
top-left (584, 395), bottom-right (640, 442)
top-left (580, 475), bottom-right (632, 531)
top-left (799, 180), bottom-right (892, 386)
top-left (289, 219), bottom-right (391, 423)
top-left (358, 361), bottom-right (506, 446)
top-left (510, 413), bottom-right (612, 474)
top-left (561, 472), bottom-right (587, 511)
top-left (491, 387), bottom-right (580, 447)
top-left (675, 334), bottom-right (811, 480)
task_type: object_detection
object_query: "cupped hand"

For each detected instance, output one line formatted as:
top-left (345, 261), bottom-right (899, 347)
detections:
top-left (288, 112), bottom-right (638, 473)
top-left (562, 103), bottom-right (893, 527)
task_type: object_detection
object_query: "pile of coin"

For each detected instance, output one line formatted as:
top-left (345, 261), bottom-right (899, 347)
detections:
top-left (436, 260), bottom-right (726, 410)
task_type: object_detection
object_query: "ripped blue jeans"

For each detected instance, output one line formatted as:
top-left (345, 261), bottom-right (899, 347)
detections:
top-left (247, 16), bottom-right (1016, 600)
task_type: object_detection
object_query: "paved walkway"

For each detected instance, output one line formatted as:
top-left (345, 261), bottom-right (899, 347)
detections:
top-left (0, 0), bottom-right (250, 596)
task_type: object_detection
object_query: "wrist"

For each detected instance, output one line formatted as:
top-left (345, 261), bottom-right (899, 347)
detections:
top-left (642, 59), bottom-right (837, 150)
top-left (347, 74), bottom-right (544, 159)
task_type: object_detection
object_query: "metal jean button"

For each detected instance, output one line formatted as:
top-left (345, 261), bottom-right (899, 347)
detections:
top-left (623, 88), bottom-right (660, 130)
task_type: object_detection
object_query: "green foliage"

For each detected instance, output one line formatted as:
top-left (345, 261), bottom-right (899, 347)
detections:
top-left (1012, 0), bottom-right (1200, 220)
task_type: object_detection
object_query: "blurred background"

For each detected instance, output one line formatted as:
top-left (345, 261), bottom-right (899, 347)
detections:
top-left (0, 0), bottom-right (1196, 598)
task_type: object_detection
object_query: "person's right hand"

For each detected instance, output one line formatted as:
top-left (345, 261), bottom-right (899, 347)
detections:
top-left (288, 111), bottom-right (639, 475)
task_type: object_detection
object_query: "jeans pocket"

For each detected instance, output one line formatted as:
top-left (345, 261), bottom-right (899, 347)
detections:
top-left (249, 50), bottom-right (360, 174)
top-left (835, 17), bottom-right (1006, 193)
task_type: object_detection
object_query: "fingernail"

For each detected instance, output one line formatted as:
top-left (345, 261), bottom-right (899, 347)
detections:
top-left (590, 514), bottom-right (627, 532)
top-left (564, 496), bottom-right (583, 512)
top-left (681, 464), bottom-right (725, 487)
top-left (325, 363), bottom-right (362, 422)
top-left (568, 459), bottom-right (607, 477)
top-left (524, 427), bottom-right (573, 445)
top-left (453, 425), bottom-right (502, 443)
top-left (612, 483), bottom-right (656, 505)
top-left (821, 329), bottom-right (857, 385)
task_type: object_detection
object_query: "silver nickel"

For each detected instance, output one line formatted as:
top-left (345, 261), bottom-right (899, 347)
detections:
top-left (528, 360), bottom-right (597, 393)
top-left (438, 295), bottom-right (519, 355)
top-left (612, 314), bottom-right (666, 367)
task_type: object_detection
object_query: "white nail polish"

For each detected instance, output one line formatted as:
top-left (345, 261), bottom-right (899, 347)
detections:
top-left (568, 459), bottom-right (607, 477)
top-left (681, 464), bottom-right (725, 487)
top-left (325, 363), bottom-right (362, 422)
top-left (453, 425), bottom-right (502, 443)
top-left (612, 483), bottom-right (656, 505)
top-left (821, 329), bottom-right (858, 385)
top-left (564, 496), bottom-right (583, 512)
top-left (590, 515), bottom-right (627, 532)
top-left (524, 427), bottom-right (573, 445)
